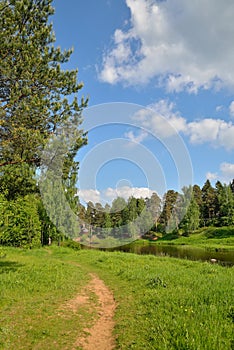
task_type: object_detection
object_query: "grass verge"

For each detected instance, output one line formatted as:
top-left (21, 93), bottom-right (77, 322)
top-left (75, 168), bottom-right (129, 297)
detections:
top-left (155, 226), bottom-right (234, 251)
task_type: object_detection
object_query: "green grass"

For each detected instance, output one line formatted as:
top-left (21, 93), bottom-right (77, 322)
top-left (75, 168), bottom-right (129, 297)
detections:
top-left (0, 247), bottom-right (95, 350)
top-left (0, 246), bottom-right (234, 349)
top-left (155, 226), bottom-right (234, 251)
top-left (76, 249), bottom-right (234, 350)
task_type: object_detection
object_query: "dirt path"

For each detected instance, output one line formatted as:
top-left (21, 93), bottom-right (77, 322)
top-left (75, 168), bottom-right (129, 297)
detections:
top-left (70, 273), bottom-right (116, 350)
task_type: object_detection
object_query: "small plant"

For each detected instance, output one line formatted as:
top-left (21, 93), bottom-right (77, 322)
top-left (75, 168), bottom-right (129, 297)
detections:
top-left (0, 247), bottom-right (6, 258)
top-left (227, 306), bottom-right (234, 323)
top-left (146, 276), bottom-right (167, 288)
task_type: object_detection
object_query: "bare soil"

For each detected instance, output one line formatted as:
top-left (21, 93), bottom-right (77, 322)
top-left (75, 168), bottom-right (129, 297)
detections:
top-left (64, 273), bottom-right (116, 350)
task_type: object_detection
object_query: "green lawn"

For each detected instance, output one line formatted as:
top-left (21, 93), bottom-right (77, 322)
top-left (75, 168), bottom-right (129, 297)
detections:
top-left (155, 226), bottom-right (234, 251)
top-left (0, 247), bottom-right (93, 350)
top-left (0, 246), bottom-right (233, 349)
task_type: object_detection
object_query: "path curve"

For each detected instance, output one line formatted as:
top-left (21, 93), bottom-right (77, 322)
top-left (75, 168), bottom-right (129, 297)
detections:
top-left (73, 273), bottom-right (116, 350)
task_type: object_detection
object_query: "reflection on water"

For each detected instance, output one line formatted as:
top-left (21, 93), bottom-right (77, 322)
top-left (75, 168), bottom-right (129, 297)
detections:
top-left (112, 243), bottom-right (234, 267)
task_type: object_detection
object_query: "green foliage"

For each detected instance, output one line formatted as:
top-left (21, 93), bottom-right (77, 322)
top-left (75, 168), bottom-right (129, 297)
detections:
top-left (60, 239), bottom-right (81, 250)
top-left (157, 226), bottom-right (234, 250)
top-left (111, 197), bottom-right (127, 227)
top-left (39, 175), bottom-right (80, 240)
top-left (159, 189), bottom-right (178, 232)
top-left (0, 163), bottom-right (37, 200)
top-left (180, 189), bottom-right (200, 233)
top-left (37, 198), bottom-right (59, 245)
top-left (0, 0), bottom-right (87, 171)
top-left (216, 183), bottom-right (234, 226)
top-left (202, 180), bottom-right (217, 225)
top-left (0, 0), bottom-right (88, 245)
top-left (79, 179), bottom-right (234, 246)
top-left (0, 194), bottom-right (41, 247)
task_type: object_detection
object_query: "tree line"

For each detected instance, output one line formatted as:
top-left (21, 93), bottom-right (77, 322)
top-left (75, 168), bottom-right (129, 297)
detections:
top-left (78, 179), bottom-right (234, 243)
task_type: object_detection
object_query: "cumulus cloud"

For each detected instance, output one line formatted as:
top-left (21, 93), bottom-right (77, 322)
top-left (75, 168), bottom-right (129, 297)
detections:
top-left (128, 99), bottom-right (234, 150)
top-left (99, 0), bottom-right (234, 92)
top-left (131, 99), bottom-right (187, 138)
top-left (78, 189), bottom-right (101, 204)
top-left (220, 162), bottom-right (234, 181)
top-left (78, 186), bottom-right (155, 205)
top-left (104, 186), bottom-right (154, 201)
top-left (206, 172), bottom-right (218, 181)
top-left (207, 162), bottom-right (234, 183)
top-left (186, 118), bottom-right (234, 150)
top-left (124, 130), bottom-right (148, 144)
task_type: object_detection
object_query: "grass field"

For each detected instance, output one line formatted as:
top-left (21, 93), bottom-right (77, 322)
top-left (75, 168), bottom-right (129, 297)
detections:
top-left (155, 226), bottom-right (234, 251)
top-left (0, 246), bottom-right (233, 349)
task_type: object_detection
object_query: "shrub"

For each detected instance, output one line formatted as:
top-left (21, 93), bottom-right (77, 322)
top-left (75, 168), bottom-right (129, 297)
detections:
top-left (60, 239), bottom-right (81, 250)
top-left (0, 195), bottom-right (41, 248)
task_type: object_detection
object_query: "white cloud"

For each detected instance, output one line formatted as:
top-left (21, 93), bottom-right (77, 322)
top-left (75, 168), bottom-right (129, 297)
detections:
top-left (229, 101), bottom-right (234, 118)
top-left (206, 172), bottom-right (218, 181)
top-left (129, 99), bottom-right (234, 150)
top-left (216, 105), bottom-right (224, 113)
top-left (186, 118), bottom-right (222, 144)
top-left (217, 123), bottom-right (234, 150)
top-left (104, 186), bottom-right (154, 202)
top-left (220, 162), bottom-right (234, 181)
top-left (132, 99), bottom-right (187, 138)
top-left (78, 189), bottom-right (101, 204)
top-left (207, 163), bottom-right (234, 183)
top-left (99, 0), bottom-right (234, 92)
top-left (78, 186), bottom-right (155, 205)
top-left (124, 130), bottom-right (148, 144)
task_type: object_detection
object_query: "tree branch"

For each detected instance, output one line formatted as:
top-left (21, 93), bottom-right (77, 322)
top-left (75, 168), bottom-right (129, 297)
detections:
top-left (0, 158), bottom-right (39, 167)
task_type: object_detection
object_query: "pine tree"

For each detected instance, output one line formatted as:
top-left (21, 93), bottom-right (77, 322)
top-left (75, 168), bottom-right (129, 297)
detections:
top-left (180, 189), bottom-right (200, 234)
top-left (230, 179), bottom-right (234, 194)
top-left (159, 190), bottom-right (178, 232)
top-left (94, 202), bottom-right (105, 229)
top-left (86, 201), bottom-right (96, 226)
top-left (216, 183), bottom-right (234, 226)
top-left (127, 196), bottom-right (138, 221)
top-left (201, 180), bottom-right (217, 226)
top-left (111, 197), bottom-right (127, 227)
top-left (193, 184), bottom-right (203, 208)
top-left (1, 0), bottom-right (88, 243)
top-left (0, 0), bottom-right (87, 199)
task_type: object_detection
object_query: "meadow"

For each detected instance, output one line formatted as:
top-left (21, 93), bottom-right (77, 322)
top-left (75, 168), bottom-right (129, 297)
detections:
top-left (0, 246), bottom-right (233, 349)
top-left (155, 226), bottom-right (234, 251)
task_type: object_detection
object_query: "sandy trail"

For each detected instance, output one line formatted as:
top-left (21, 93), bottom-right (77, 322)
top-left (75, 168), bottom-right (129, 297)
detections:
top-left (70, 273), bottom-right (116, 350)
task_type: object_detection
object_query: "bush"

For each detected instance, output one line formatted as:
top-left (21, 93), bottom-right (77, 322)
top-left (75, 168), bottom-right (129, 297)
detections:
top-left (0, 195), bottom-right (41, 248)
top-left (60, 239), bottom-right (81, 250)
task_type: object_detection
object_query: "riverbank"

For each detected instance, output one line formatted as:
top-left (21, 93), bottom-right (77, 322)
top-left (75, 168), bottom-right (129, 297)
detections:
top-left (148, 226), bottom-right (234, 251)
top-left (0, 246), bottom-right (233, 349)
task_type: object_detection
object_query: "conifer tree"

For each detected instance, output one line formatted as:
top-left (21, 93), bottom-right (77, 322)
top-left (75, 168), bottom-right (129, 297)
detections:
top-left (159, 190), bottom-right (178, 232)
top-left (0, 0), bottom-right (87, 199)
top-left (202, 180), bottom-right (217, 226)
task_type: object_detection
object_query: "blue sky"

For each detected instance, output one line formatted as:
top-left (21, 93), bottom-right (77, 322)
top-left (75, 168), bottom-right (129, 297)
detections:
top-left (52, 0), bottom-right (234, 205)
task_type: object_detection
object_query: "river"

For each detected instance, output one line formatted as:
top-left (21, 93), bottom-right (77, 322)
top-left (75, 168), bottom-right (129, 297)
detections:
top-left (111, 242), bottom-right (234, 267)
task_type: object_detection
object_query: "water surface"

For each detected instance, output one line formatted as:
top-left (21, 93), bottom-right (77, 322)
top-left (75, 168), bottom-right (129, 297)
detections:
top-left (113, 242), bottom-right (234, 266)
